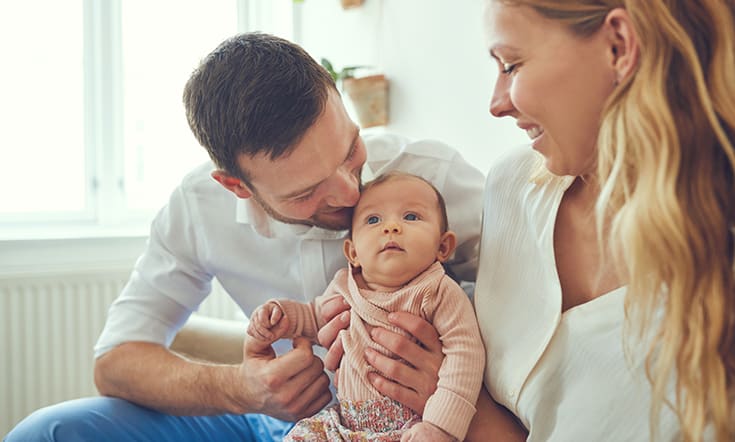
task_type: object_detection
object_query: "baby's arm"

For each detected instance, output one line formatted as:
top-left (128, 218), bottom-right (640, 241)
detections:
top-left (247, 299), bottom-right (320, 343)
top-left (421, 277), bottom-right (486, 441)
top-left (402, 422), bottom-right (457, 442)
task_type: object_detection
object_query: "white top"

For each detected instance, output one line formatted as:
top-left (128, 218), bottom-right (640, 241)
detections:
top-left (94, 134), bottom-right (485, 358)
top-left (475, 148), bottom-right (682, 441)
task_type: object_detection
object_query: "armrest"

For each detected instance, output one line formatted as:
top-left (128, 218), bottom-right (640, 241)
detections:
top-left (170, 314), bottom-right (246, 365)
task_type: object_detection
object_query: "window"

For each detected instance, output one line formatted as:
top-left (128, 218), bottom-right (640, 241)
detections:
top-left (120, 1), bottom-right (250, 212)
top-left (0, 2), bottom-right (86, 218)
top-left (0, 0), bottom-right (295, 239)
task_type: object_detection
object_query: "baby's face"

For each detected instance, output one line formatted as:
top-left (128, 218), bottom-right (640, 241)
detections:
top-left (346, 176), bottom-right (446, 288)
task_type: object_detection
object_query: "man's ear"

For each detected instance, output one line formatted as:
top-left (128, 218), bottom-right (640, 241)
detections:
top-left (436, 230), bottom-right (457, 263)
top-left (211, 170), bottom-right (253, 199)
top-left (605, 8), bottom-right (640, 83)
top-left (343, 239), bottom-right (360, 268)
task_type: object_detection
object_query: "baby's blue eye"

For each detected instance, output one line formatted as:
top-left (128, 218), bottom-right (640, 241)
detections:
top-left (404, 213), bottom-right (418, 221)
top-left (367, 215), bottom-right (380, 224)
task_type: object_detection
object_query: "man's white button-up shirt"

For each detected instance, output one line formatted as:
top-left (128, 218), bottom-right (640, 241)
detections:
top-left (95, 134), bottom-right (484, 358)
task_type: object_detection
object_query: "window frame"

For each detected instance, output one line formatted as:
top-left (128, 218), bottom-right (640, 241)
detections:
top-left (0, 0), bottom-right (297, 242)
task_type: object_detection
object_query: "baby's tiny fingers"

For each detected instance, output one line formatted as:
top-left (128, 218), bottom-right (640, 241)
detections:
top-left (257, 324), bottom-right (276, 341)
top-left (270, 306), bottom-right (283, 326)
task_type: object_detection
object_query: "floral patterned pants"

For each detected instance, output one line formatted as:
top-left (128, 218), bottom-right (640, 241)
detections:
top-left (284, 396), bottom-right (421, 441)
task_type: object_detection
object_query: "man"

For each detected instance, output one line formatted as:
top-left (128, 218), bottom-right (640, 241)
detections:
top-left (6, 33), bottom-right (483, 441)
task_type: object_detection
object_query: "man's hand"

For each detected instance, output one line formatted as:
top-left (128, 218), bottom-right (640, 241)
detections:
top-left (402, 422), bottom-right (456, 442)
top-left (314, 292), bottom-right (351, 371)
top-left (366, 312), bottom-right (443, 415)
top-left (236, 333), bottom-right (332, 421)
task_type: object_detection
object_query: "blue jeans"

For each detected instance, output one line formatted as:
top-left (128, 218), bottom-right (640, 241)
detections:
top-left (4, 397), bottom-right (294, 442)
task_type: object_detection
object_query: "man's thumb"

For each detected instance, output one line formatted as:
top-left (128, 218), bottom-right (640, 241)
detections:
top-left (243, 316), bottom-right (291, 357)
top-left (291, 336), bottom-right (314, 353)
top-left (243, 333), bottom-right (276, 358)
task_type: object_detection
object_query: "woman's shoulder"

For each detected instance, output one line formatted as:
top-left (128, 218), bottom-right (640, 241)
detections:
top-left (487, 146), bottom-right (540, 182)
top-left (484, 146), bottom-right (542, 200)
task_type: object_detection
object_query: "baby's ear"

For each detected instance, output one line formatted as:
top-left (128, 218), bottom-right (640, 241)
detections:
top-left (343, 239), bottom-right (360, 268)
top-left (436, 230), bottom-right (457, 263)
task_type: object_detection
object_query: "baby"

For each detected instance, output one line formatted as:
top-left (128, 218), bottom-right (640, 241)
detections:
top-left (247, 171), bottom-right (485, 441)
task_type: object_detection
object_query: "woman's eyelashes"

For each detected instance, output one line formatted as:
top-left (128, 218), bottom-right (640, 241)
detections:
top-left (501, 62), bottom-right (518, 74)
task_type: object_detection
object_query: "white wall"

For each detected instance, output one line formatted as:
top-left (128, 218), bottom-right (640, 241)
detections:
top-left (295, 0), bottom-right (527, 173)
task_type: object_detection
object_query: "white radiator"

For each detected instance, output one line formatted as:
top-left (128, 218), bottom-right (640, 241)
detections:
top-left (0, 270), bottom-right (239, 436)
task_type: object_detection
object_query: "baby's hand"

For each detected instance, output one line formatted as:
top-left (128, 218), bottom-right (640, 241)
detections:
top-left (401, 422), bottom-right (457, 442)
top-left (247, 302), bottom-right (284, 342)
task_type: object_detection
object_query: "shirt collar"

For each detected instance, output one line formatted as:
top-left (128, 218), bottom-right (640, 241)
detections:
top-left (236, 197), bottom-right (348, 240)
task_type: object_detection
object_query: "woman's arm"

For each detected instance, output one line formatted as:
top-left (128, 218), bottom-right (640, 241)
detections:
top-left (465, 386), bottom-right (528, 442)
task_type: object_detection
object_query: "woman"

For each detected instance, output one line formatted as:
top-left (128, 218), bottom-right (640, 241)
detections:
top-left (470, 1), bottom-right (734, 441)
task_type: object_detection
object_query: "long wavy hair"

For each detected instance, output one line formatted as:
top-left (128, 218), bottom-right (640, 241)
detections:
top-left (498, 0), bottom-right (735, 440)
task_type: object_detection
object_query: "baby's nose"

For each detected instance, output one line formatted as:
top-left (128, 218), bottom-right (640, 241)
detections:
top-left (383, 222), bottom-right (401, 234)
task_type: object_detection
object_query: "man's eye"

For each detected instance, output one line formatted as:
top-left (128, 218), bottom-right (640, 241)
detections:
top-left (404, 213), bottom-right (418, 221)
top-left (367, 215), bottom-right (380, 224)
top-left (293, 192), bottom-right (315, 202)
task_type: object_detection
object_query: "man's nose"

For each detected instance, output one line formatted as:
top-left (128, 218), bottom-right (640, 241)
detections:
top-left (326, 169), bottom-right (360, 207)
top-left (490, 75), bottom-right (515, 118)
top-left (383, 221), bottom-right (401, 234)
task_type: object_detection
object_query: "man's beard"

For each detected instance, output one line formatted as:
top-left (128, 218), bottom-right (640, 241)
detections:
top-left (252, 194), bottom-right (355, 231)
top-left (248, 167), bottom-right (363, 231)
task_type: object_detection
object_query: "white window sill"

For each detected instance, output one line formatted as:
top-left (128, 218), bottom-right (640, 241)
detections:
top-left (0, 230), bottom-right (148, 278)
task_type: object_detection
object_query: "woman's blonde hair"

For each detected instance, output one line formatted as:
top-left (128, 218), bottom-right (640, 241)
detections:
top-left (500, 0), bottom-right (735, 440)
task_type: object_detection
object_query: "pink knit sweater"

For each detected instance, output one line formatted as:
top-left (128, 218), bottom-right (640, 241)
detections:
top-left (274, 261), bottom-right (485, 440)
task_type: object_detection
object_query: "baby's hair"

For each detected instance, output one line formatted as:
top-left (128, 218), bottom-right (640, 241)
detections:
top-left (358, 171), bottom-right (449, 233)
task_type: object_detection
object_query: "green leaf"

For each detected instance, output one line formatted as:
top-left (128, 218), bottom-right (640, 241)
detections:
top-left (320, 58), bottom-right (372, 83)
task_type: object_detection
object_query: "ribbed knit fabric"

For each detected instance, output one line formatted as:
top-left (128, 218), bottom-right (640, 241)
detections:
top-left (273, 261), bottom-right (484, 440)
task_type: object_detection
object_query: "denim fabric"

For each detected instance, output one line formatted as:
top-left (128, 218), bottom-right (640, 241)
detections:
top-left (4, 397), bottom-right (294, 442)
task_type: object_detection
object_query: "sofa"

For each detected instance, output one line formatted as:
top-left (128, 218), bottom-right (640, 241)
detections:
top-left (170, 314), bottom-right (246, 365)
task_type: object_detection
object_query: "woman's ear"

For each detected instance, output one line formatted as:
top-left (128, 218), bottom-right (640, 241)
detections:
top-left (436, 230), bottom-right (457, 263)
top-left (211, 170), bottom-right (253, 199)
top-left (605, 8), bottom-right (640, 83)
top-left (343, 239), bottom-right (360, 268)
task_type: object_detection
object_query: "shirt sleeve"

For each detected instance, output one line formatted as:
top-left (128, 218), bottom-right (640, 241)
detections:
top-left (421, 276), bottom-right (486, 441)
top-left (94, 182), bottom-right (214, 358)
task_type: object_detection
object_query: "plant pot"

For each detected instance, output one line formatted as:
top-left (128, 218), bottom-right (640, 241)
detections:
top-left (342, 74), bottom-right (388, 128)
top-left (340, 0), bottom-right (364, 9)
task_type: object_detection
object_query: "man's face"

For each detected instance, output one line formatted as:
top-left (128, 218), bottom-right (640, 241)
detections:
top-left (239, 90), bottom-right (366, 231)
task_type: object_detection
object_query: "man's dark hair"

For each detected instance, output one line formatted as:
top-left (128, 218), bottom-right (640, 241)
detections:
top-left (183, 32), bottom-right (337, 184)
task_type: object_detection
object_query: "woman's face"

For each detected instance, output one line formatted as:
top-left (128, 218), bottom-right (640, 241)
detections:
top-left (484, 1), bottom-right (618, 177)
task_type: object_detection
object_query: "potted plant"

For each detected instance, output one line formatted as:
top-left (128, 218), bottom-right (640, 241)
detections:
top-left (321, 58), bottom-right (388, 128)
top-left (293, 0), bottom-right (364, 10)
top-left (339, 0), bottom-right (364, 8)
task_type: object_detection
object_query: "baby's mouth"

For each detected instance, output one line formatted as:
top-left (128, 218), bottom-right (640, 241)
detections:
top-left (381, 241), bottom-right (404, 252)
